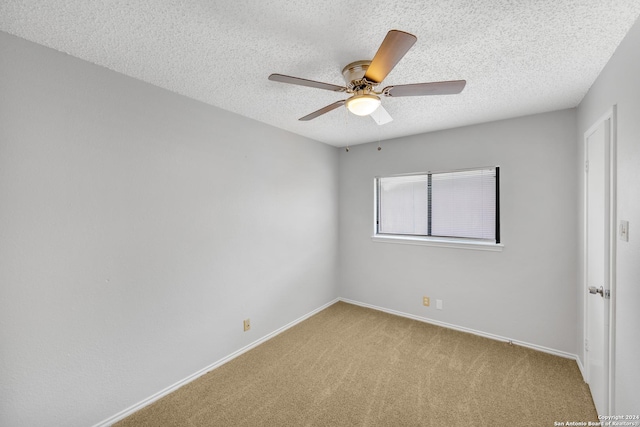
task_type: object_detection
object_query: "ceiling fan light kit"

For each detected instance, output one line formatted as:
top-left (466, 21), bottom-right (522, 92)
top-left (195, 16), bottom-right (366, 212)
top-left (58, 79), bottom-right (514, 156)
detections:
top-left (346, 93), bottom-right (381, 116)
top-left (268, 29), bottom-right (466, 124)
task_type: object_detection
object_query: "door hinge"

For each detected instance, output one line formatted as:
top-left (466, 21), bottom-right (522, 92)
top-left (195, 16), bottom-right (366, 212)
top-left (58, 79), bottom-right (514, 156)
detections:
top-left (585, 339), bottom-right (589, 352)
top-left (585, 160), bottom-right (589, 173)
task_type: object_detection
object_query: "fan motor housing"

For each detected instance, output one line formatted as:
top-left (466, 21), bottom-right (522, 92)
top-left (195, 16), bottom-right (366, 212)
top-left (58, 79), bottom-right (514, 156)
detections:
top-left (341, 60), bottom-right (371, 84)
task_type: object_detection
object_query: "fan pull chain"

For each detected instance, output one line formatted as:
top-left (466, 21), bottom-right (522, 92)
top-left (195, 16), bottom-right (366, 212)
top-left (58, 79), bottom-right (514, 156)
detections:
top-left (344, 103), bottom-right (350, 152)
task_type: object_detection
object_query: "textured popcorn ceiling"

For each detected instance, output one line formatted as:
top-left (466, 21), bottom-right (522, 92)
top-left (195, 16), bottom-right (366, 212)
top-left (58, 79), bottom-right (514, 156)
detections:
top-left (1, 1), bottom-right (639, 147)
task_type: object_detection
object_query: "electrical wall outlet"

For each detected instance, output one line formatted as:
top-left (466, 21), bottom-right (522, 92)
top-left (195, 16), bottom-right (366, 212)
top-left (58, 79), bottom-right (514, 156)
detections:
top-left (423, 296), bottom-right (430, 307)
top-left (436, 299), bottom-right (443, 310)
top-left (243, 318), bottom-right (251, 332)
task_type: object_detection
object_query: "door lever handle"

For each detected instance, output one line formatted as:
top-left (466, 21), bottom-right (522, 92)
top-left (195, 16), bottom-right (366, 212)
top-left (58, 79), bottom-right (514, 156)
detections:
top-left (588, 286), bottom-right (603, 296)
top-left (588, 286), bottom-right (610, 299)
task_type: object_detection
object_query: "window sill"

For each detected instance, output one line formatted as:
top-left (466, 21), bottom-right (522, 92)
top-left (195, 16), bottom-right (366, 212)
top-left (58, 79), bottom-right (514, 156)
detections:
top-left (371, 235), bottom-right (504, 251)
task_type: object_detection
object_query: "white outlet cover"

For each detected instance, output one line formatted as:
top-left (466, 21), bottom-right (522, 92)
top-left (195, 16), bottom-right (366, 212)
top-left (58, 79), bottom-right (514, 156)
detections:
top-left (436, 299), bottom-right (443, 310)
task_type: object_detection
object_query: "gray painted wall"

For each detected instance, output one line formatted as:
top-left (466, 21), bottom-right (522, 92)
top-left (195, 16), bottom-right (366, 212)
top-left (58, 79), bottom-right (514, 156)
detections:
top-left (576, 16), bottom-right (640, 414)
top-left (2, 14), bottom-right (639, 424)
top-left (0, 32), bottom-right (339, 426)
top-left (338, 109), bottom-right (579, 354)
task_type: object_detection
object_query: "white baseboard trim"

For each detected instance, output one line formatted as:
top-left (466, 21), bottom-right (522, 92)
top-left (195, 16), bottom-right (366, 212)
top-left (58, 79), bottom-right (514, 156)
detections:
top-left (339, 297), bottom-right (579, 361)
top-left (576, 354), bottom-right (587, 381)
top-left (93, 298), bottom-right (339, 427)
top-left (96, 297), bottom-right (582, 426)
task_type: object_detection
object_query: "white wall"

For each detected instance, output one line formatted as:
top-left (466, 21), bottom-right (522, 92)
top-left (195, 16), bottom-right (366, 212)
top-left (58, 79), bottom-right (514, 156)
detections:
top-left (338, 109), bottom-right (579, 354)
top-left (576, 17), bottom-right (640, 414)
top-left (0, 31), bottom-right (339, 426)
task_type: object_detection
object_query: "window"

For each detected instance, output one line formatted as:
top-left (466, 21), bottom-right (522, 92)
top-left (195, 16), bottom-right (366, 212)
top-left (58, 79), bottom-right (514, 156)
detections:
top-left (374, 167), bottom-right (500, 248)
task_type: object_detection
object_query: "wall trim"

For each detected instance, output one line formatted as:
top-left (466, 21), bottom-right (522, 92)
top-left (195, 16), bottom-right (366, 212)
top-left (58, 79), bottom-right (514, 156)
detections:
top-left (95, 296), bottom-right (582, 426)
top-left (339, 297), bottom-right (579, 361)
top-left (93, 298), bottom-right (340, 427)
top-left (576, 354), bottom-right (587, 381)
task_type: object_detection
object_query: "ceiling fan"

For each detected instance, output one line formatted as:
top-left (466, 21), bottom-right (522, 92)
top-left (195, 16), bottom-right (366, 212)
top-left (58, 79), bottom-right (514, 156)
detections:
top-left (268, 30), bottom-right (466, 125)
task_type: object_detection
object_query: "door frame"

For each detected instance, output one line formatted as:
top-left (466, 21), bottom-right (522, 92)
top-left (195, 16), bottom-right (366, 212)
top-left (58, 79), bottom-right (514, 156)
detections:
top-left (582, 105), bottom-right (617, 414)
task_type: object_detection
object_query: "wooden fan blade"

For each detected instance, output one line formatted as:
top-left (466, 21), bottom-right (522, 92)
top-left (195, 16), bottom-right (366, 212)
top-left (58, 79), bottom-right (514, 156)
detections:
top-left (299, 100), bottom-right (346, 121)
top-left (268, 74), bottom-right (346, 92)
top-left (370, 105), bottom-right (393, 125)
top-left (364, 30), bottom-right (417, 84)
top-left (383, 80), bottom-right (466, 97)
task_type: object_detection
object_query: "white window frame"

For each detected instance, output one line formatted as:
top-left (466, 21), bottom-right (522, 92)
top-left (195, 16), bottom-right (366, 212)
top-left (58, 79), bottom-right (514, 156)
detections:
top-left (372, 167), bottom-right (504, 251)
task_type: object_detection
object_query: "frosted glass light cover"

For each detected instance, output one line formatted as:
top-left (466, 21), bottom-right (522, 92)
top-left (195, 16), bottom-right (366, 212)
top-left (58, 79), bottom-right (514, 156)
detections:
top-left (346, 95), bottom-right (381, 116)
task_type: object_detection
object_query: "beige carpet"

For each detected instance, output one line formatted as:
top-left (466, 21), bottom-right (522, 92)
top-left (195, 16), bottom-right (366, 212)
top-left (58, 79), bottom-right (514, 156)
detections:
top-left (115, 301), bottom-right (597, 426)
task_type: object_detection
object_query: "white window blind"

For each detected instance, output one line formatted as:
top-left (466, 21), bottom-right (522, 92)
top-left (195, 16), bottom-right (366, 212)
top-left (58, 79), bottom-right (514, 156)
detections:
top-left (378, 175), bottom-right (429, 235)
top-left (376, 167), bottom-right (499, 243)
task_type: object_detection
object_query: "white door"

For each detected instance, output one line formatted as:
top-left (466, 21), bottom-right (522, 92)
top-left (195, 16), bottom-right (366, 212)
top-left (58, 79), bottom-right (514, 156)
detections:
top-left (584, 115), bottom-right (612, 416)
